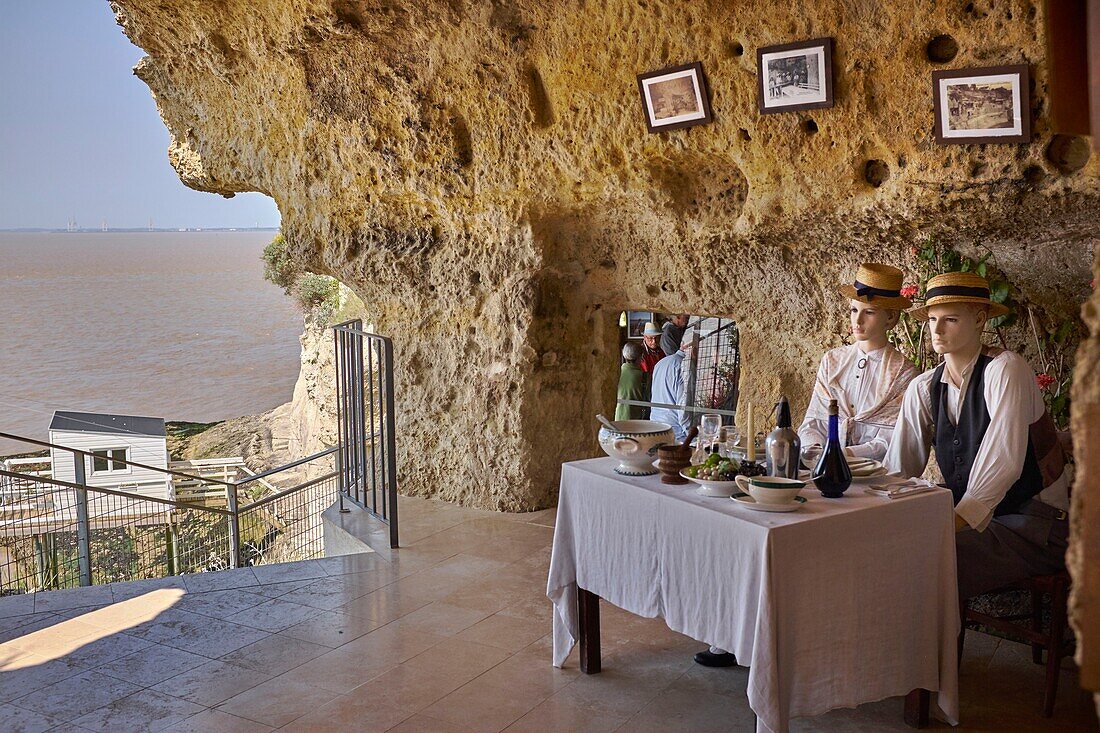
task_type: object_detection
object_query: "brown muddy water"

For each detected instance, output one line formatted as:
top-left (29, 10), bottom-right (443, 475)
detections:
top-left (0, 232), bottom-right (304, 453)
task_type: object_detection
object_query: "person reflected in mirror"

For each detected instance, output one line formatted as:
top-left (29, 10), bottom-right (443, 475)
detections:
top-left (884, 272), bottom-right (1069, 605)
top-left (639, 322), bottom-right (665, 375)
top-left (615, 341), bottom-right (649, 421)
top-left (650, 329), bottom-right (696, 442)
top-left (660, 314), bottom-right (690, 357)
top-left (797, 263), bottom-right (918, 467)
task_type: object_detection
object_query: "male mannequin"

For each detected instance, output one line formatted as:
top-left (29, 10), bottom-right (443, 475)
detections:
top-left (885, 272), bottom-right (1069, 603)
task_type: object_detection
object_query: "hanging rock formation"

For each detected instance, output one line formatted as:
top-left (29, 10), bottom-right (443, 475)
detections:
top-left (111, 0), bottom-right (1099, 510)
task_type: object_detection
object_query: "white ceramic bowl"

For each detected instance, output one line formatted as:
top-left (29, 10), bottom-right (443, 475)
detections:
top-left (598, 420), bottom-right (675, 476)
top-left (680, 471), bottom-right (741, 497)
top-left (735, 475), bottom-right (805, 505)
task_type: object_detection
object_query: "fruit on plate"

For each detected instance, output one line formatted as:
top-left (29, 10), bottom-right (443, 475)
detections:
top-left (684, 452), bottom-right (766, 481)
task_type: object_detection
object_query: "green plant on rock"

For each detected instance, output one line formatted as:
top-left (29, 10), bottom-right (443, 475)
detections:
top-left (1028, 308), bottom-right (1076, 431)
top-left (261, 233), bottom-right (299, 296)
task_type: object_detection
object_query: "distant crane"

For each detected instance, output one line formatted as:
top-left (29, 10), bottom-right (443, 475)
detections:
top-left (101, 219), bottom-right (108, 232)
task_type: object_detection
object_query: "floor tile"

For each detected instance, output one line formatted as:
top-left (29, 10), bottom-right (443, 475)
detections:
top-left (108, 576), bottom-right (188, 603)
top-left (151, 659), bottom-right (268, 706)
top-left (229, 597), bottom-right (322, 633)
top-left (0, 649), bottom-right (90, 692)
top-left (275, 693), bottom-right (413, 733)
top-left (217, 633), bottom-right (328, 676)
top-left (96, 643), bottom-right (210, 685)
top-left (0, 593), bottom-right (35, 618)
top-left (216, 671), bottom-right (338, 728)
top-left (456, 613), bottom-right (547, 652)
top-left (0, 702), bottom-right (62, 733)
top-left (277, 607), bottom-right (384, 648)
top-left (393, 601), bottom-right (491, 636)
top-left (32, 584), bottom-right (114, 613)
top-left (617, 685), bottom-right (756, 733)
top-left (275, 572), bottom-right (390, 611)
top-left (313, 552), bottom-right (386, 576)
top-left (503, 694), bottom-right (630, 733)
top-left (175, 588), bottom-right (267, 618)
top-left (11, 670), bottom-right (142, 722)
top-left (69, 688), bottom-right (205, 732)
top-left (160, 709), bottom-right (274, 732)
top-left (56, 630), bottom-right (155, 668)
top-left (0, 614), bottom-right (62, 644)
top-left (249, 560), bottom-right (327, 585)
top-left (181, 568), bottom-right (258, 593)
top-left (237, 579), bottom-right (313, 599)
top-left (423, 674), bottom-right (547, 733)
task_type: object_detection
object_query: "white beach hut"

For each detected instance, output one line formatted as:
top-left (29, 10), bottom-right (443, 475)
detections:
top-left (48, 411), bottom-right (172, 501)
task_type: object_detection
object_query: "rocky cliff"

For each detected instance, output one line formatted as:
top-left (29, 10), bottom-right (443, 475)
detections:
top-left (111, 0), bottom-right (1099, 510)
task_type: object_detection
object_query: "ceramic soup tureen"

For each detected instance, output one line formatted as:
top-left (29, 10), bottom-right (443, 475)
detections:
top-left (597, 419), bottom-right (675, 476)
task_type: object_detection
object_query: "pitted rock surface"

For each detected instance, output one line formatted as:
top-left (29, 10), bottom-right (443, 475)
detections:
top-left (111, 0), bottom-right (1099, 509)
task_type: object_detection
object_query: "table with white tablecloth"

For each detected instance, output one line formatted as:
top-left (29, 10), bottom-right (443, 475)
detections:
top-left (547, 457), bottom-right (960, 733)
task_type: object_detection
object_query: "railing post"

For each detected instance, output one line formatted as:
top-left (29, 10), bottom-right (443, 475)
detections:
top-left (72, 456), bottom-right (92, 587)
top-left (382, 337), bottom-right (399, 548)
top-left (227, 482), bottom-right (241, 569)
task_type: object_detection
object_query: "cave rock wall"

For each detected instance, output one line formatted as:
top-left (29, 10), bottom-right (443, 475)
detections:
top-left (112, 0), bottom-right (1099, 510)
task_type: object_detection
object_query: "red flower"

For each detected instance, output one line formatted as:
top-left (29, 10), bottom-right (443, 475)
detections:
top-left (900, 284), bottom-right (919, 299)
top-left (909, 246), bottom-right (918, 257)
top-left (1036, 373), bottom-right (1056, 391)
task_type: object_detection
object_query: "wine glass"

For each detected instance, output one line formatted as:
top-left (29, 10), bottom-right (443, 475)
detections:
top-left (699, 414), bottom-right (722, 452)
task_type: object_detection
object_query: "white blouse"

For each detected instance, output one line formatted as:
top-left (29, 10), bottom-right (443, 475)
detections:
top-left (799, 344), bottom-right (907, 462)
top-left (883, 349), bottom-right (1069, 531)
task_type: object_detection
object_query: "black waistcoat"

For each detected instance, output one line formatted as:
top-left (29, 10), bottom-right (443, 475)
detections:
top-left (930, 354), bottom-right (1044, 516)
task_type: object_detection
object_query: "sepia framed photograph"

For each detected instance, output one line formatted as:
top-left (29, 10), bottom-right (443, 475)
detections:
top-left (627, 311), bottom-right (654, 339)
top-left (757, 37), bottom-right (834, 114)
top-left (637, 62), bottom-right (713, 133)
top-left (932, 64), bottom-right (1031, 144)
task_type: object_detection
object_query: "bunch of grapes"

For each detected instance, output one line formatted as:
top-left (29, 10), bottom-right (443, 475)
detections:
top-left (696, 459), bottom-right (737, 481)
top-left (738, 460), bottom-right (767, 477)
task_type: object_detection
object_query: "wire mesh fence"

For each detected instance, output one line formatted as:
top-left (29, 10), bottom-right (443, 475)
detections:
top-left (0, 434), bottom-right (341, 596)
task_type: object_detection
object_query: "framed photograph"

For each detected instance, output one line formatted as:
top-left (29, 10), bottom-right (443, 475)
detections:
top-left (637, 62), bottom-right (713, 133)
top-left (932, 64), bottom-right (1031, 144)
top-left (757, 37), bottom-right (834, 114)
top-left (627, 311), bottom-right (654, 339)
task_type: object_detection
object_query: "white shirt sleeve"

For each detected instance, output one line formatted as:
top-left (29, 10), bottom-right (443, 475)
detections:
top-left (955, 353), bottom-right (1039, 532)
top-left (844, 434), bottom-right (889, 461)
top-left (797, 358), bottom-right (830, 451)
top-left (883, 374), bottom-right (934, 479)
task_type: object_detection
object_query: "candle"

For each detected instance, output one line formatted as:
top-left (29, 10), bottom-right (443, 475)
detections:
top-left (746, 401), bottom-right (755, 462)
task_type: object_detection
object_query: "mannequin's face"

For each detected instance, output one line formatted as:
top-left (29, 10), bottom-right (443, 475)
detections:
top-left (643, 335), bottom-right (659, 350)
top-left (927, 303), bottom-right (986, 355)
top-left (849, 300), bottom-right (898, 343)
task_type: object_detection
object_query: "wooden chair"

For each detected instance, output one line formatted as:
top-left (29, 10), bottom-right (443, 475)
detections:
top-left (963, 570), bottom-right (1072, 717)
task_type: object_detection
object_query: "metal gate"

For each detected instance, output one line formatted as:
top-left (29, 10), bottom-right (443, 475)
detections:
top-left (332, 319), bottom-right (399, 548)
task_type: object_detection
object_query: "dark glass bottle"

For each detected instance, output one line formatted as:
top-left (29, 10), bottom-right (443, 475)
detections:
top-left (813, 398), bottom-right (851, 497)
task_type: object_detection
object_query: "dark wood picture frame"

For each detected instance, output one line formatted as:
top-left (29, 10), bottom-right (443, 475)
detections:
top-left (757, 37), bottom-right (835, 114)
top-left (637, 62), bottom-right (713, 133)
top-left (932, 64), bottom-right (1031, 144)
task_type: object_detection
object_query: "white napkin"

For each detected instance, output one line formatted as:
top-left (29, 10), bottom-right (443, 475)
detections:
top-left (864, 477), bottom-right (937, 499)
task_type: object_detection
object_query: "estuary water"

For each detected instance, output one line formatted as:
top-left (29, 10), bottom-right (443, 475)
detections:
top-left (0, 232), bottom-right (304, 452)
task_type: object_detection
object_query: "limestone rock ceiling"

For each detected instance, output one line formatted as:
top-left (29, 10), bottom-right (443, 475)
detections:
top-left (112, 0), bottom-right (1099, 509)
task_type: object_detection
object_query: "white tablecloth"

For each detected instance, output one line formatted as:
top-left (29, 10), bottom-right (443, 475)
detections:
top-left (547, 458), bottom-right (959, 733)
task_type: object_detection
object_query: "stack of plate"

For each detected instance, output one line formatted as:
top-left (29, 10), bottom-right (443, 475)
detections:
top-left (847, 457), bottom-right (887, 481)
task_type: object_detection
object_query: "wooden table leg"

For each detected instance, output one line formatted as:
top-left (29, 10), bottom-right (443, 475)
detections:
top-left (577, 586), bottom-right (601, 674)
top-left (904, 689), bottom-right (930, 728)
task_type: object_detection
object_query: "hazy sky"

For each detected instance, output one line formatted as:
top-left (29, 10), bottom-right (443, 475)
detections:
top-left (0, 2), bottom-right (280, 230)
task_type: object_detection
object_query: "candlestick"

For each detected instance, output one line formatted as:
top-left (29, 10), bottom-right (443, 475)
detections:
top-left (746, 401), bottom-right (755, 462)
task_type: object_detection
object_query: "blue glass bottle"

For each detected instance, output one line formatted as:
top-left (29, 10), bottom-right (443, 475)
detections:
top-left (813, 399), bottom-right (852, 497)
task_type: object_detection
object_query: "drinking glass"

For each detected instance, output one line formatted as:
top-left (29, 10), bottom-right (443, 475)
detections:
top-left (699, 414), bottom-right (721, 451)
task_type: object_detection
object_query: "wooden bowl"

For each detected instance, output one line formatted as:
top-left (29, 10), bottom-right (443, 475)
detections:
top-left (656, 444), bottom-right (692, 484)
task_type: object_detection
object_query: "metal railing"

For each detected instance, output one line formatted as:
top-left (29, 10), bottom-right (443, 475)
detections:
top-left (0, 431), bottom-right (339, 594)
top-left (333, 319), bottom-right (399, 548)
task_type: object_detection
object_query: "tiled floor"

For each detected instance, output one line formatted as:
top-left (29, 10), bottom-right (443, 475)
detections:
top-left (1, 495), bottom-right (1096, 732)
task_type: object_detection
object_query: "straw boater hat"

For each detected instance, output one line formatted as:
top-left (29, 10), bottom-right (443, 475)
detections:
top-left (642, 322), bottom-right (662, 338)
top-left (838, 263), bottom-right (912, 310)
top-left (908, 271), bottom-right (1011, 321)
